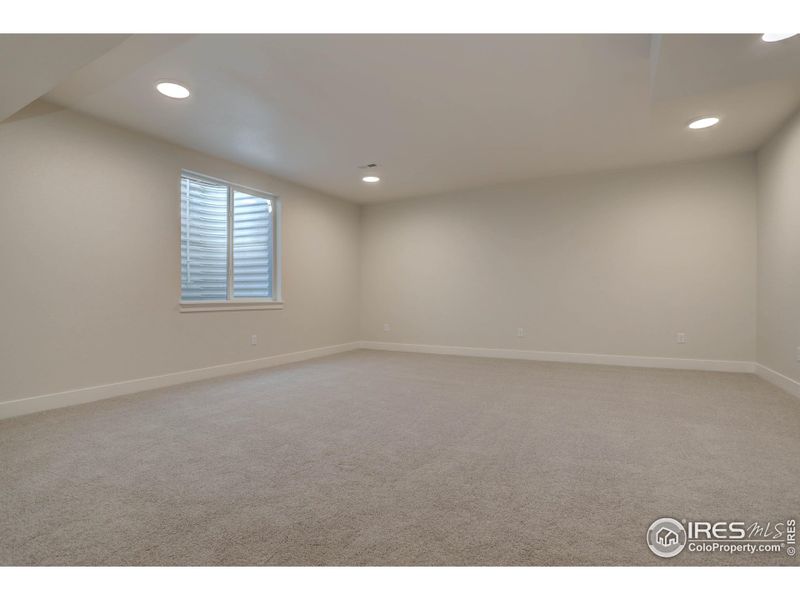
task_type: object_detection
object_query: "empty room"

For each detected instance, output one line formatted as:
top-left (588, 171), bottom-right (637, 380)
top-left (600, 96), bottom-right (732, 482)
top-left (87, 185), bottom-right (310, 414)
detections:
top-left (2, 6), bottom-right (800, 590)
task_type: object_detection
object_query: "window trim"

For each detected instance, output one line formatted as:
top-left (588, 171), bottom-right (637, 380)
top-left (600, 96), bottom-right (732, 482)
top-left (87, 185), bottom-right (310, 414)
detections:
top-left (179, 170), bottom-right (282, 312)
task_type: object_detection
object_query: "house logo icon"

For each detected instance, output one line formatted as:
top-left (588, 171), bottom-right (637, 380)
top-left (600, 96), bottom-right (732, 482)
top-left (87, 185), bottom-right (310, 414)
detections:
top-left (647, 518), bottom-right (687, 558)
top-left (657, 527), bottom-right (678, 546)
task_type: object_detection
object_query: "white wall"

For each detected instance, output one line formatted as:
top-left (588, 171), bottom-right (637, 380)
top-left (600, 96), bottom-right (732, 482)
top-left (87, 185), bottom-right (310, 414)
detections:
top-left (0, 103), bottom-right (772, 411)
top-left (0, 103), bottom-right (360, 404)
top-left (757, 109), bottom-right (800, 384)
top-left (360, 155), bottom-right (758, 362)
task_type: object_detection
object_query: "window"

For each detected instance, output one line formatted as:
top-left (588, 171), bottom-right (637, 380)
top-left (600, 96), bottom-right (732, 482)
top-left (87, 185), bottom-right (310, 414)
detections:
top-left (180, 172), bottom-right (280, 310)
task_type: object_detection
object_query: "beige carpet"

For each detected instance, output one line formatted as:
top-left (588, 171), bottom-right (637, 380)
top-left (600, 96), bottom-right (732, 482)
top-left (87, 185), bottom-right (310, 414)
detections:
top-left (1, 350), bottom-right (798, 566)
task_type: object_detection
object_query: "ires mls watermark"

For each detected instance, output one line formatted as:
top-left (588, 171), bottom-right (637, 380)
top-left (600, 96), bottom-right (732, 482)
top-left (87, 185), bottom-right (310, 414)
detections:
top-left (646, 517), bottom-right (797, 559)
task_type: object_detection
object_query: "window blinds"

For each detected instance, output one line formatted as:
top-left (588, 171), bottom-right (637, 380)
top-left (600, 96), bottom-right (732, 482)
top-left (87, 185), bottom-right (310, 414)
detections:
top-left (181, 174), bottom-right (275, 301)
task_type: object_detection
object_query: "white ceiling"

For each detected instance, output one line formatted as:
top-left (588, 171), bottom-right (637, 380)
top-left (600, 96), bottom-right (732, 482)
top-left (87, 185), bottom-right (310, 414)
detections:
top-left (6, 34), bottom-right (800, 202)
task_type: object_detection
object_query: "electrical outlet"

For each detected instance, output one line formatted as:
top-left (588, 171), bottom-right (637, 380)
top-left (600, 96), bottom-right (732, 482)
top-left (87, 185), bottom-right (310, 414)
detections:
top-left (250, 335), bottom-right (257, 346)
top-left (517, 328), bottom-right (525, 337)
top-left (383, 323), bottom-right (391, 332)
top-left (676, 332), bottom-right (687, 344)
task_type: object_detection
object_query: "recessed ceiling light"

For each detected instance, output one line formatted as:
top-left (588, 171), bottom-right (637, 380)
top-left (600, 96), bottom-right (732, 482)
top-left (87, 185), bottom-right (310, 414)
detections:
top-left (688, 116), bottom-right (720, 130)
top-left (362, 175), bottom-right (380, 183)
top-left (156, 81), bottom-right (191, 99)
top-left (761, 33), bottom-right (797, 42)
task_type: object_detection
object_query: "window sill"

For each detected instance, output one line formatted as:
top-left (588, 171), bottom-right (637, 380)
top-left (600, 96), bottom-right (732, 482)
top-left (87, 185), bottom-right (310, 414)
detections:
top-left (179, 301), bottom-right (284, 313)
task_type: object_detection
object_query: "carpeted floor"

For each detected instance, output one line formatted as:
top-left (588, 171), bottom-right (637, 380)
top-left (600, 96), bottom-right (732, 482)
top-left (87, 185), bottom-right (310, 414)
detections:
top-left (1, 350), bottom-right (798, 566)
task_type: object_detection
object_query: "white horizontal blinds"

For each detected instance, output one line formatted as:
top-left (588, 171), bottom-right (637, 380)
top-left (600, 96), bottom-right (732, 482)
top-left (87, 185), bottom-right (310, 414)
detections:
top-left (233, 190), bottom-right (273, 298)
top-left (180, 176), bottom-right (229, 301)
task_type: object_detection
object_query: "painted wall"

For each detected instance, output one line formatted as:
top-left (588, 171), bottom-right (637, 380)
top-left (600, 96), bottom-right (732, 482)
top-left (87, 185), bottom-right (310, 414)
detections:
top-left (0, 104), bottom-right (360, 403)
top-left (0, 103), bottom-right (772, 408)
top-left (757, 109), bottom-right (800, 383)
top-left (360, 155), bottom-right (758, 361)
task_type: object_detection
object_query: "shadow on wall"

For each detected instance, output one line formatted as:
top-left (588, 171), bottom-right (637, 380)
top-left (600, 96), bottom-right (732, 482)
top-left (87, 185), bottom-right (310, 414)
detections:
top-left (2, 100), bottom-right (66, 125)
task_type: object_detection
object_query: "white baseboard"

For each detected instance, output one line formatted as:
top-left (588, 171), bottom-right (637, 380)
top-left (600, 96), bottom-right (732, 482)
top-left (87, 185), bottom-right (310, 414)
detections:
top-left (6, 341), bottom-right (788, 421)
top-left (0, 342), bottom-right (359, 420)
top-left (754, 363), bottom-right (800, 398)
top-left (358, 341), bottom-right (756, 373)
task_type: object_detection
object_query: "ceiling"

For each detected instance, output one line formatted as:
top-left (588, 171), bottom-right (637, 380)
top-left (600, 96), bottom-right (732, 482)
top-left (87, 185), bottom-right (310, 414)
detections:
top-left (5, 34), bottom-right (800, 202)
top-left (0, 34), bottom-right (126, 121)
